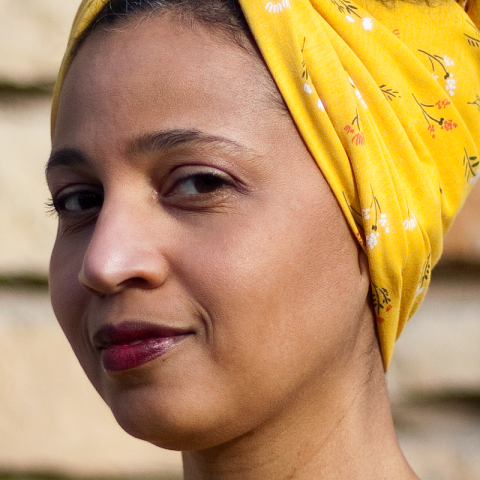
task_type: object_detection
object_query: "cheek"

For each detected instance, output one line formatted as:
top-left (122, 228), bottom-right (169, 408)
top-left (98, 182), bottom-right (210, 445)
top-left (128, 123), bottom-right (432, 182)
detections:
top-left (49, 233), bottom-right (95, 371)
top-left (176, 191), bottom-right (364, 389)
top-left (50, 229), bottom-right (83, 315)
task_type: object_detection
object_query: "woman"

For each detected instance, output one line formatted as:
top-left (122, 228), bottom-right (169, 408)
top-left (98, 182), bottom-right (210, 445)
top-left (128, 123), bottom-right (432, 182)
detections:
top-left (46, 0), bottom-right (479, 478)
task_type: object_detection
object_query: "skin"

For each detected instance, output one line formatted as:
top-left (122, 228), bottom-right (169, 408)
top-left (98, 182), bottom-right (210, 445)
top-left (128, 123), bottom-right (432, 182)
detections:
top-left (47, 14), bottom-right (419, 480)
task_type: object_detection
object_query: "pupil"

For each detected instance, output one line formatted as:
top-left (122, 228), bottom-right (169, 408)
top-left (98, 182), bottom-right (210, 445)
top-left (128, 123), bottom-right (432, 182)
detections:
top-left (194, 175), bottom-right (222, 193)
top-left (75, 192), bottom-right (101, 210)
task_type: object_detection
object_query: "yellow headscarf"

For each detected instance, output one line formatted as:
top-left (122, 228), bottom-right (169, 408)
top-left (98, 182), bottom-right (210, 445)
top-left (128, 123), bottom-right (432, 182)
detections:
top-left (51, 0), bottom-right (480, 367)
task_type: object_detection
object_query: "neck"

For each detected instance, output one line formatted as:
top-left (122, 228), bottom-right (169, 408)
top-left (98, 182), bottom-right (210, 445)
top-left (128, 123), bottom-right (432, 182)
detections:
top-left (182, 341), bottom-right (418, 480)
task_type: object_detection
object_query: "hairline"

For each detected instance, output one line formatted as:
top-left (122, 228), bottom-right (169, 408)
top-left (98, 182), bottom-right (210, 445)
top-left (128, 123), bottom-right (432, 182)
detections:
top-left (68, 7), bottom-right (289, 116)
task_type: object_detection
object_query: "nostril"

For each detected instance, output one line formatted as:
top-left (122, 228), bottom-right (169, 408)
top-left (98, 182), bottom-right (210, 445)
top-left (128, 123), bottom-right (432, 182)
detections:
top-left (118, 276), bottom-right (165, 290)
top-left (78, 266), bottom-right (109, 296)
top-left (79, 281), bottom-right (107, 297)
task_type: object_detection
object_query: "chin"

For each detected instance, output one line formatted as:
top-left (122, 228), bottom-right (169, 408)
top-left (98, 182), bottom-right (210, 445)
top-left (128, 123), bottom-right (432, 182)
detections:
top-left (101, 382), bottom-right (247, 452)
top-left (115, 415), bottom-right (198, 451)
top-left (113, 409), bottom-right (243, 452)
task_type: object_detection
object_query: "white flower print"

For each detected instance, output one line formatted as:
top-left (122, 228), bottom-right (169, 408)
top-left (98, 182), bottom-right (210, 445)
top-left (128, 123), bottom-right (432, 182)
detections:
top-left (354, 89), bottom-right (368, 109)
top-left (419, 51), bottom-right (456, 96)
top-left (304, 83), bottom-right (312, 94)
top-left (416, 254), bottom-right (431, 297)
top-left (362, 18), bottom-right (373, 31)
top-left (349, 77), bottom-right (368, 108)
top-left (379, 213), bottom-right (389, 233)
top-left (366, 232), bottom-right (378, 249)
top-left (265, 0), bottom-right (290, 13)
top-left (346, 15), bottom-right (355, 23)
top-left (470, 171), bottom-right (479, 184)
top-left (446, 74), bottom-right (456, 96)
top-left (317, 98), bottom-right (325, 111)
top-left (443, 55), bottom-right (454, 67)
top-left (403, 211), bottom-right (417, 231)
top-left (362, 208), bottom-right (370, 220)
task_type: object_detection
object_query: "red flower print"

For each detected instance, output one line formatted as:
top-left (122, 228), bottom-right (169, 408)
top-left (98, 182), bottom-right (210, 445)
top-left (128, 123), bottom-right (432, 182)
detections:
top-left (376, 316), bottom-right (385, 324)
top-left (344, 109), bottom-right (365, 146)
top-left (386, 304), bottom-right (392, 312)
top-left (435, 99), bottom-right (451, 109)
top-left (352, 133), bottom-right (365, 146)
top-left (427, 124), bottom-right (435, 139)
top-left (355, 231), bottom-right (365, 247)
top-left (441, 119), bottom-right (457, 131)
top-left (413, 94), bottom-right (446, 139)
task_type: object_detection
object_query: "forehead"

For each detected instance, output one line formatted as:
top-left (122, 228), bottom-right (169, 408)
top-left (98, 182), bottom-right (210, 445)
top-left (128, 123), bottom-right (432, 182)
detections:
top-left (53, 14), bottom-right (284, 149)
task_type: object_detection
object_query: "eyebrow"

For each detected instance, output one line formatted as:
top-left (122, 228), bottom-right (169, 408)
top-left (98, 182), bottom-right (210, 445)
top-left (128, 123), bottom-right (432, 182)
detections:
top-left (46, 129), bottom-right (251, 175)
top-left (127, 129), bottom-right (249, 156)
top-left (45, 148), bottom-right (91, 176)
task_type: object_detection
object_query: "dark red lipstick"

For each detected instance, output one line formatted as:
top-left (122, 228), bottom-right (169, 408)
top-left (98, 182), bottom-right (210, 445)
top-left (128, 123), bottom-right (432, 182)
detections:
top-left (92, 321), bottom-right (192, 372)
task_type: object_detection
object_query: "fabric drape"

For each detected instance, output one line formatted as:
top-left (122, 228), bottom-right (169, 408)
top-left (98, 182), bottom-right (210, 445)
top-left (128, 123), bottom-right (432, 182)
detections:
top-left (51, 0), bottom-right (480, 367)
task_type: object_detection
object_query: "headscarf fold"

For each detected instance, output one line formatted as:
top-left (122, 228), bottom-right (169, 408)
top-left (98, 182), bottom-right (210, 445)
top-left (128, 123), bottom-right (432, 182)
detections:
top-left (51, 0), bottom-right (480, 367)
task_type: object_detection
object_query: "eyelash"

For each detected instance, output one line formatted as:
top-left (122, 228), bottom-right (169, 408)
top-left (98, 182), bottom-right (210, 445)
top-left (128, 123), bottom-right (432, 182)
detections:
top-left (167, 172), bottom-right (232, 197)
top-left (45, 198), bottom-right (58, 217)
top-left (46, 171), bottom-right (235, 218)
top-left (47, 190), bottom-right (103, 215)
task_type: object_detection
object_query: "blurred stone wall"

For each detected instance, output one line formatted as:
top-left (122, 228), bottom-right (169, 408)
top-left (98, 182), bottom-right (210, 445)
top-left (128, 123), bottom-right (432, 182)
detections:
top-left (0, 1), bottom-right (479, 479)
top-left (0, 0), bottom-right (69, 274)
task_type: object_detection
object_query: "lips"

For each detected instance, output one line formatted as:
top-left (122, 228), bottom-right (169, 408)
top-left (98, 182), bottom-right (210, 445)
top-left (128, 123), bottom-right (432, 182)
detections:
top-left (92, 321), bottom-right (192, 372)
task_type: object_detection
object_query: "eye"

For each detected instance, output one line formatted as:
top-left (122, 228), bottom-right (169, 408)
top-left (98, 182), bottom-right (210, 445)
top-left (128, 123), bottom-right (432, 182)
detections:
top-left (52, 187), bottom-right (103, 214)
top-left (162, 167), bottom-right (241, 211)
top-left (172, 173), bottom-right (229, 196)
top-left (166, 165), bottom-right (237, 198)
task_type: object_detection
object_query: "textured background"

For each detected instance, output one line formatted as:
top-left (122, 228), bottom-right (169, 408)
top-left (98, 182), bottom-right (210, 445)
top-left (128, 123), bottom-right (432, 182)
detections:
top-left (0, 1), bottom-right (479, 479)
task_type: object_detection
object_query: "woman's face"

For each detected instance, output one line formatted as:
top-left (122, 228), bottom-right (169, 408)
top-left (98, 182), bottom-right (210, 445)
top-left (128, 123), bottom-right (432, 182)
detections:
top-left (48, 15), bottom-right (370, 450)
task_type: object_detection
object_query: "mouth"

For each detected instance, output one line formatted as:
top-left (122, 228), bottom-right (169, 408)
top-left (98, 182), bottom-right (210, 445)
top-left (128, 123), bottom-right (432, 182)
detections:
top-left (92, 321), bottom-right (193, 372)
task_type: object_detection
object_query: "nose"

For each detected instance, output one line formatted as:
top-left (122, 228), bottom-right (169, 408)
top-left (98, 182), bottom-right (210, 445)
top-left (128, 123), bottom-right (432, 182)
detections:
top-left (78, 201), bottom-right (169, 295)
